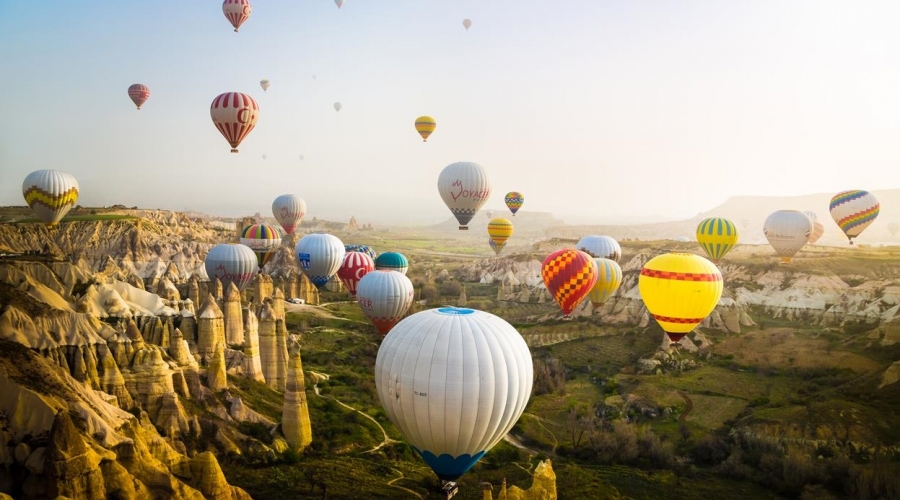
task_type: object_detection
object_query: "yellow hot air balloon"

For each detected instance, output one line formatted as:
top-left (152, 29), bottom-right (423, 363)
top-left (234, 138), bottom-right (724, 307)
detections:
top-left (588, 258), bottom-right (622, 309)
top-left (415, 115), bottom-right (436, 142)
top-left (638, 253), bottom-right (723, 344)
top-left (487, 217), bottom-right (513, 248)
top-left (696, 217), bottom-right (738, 264)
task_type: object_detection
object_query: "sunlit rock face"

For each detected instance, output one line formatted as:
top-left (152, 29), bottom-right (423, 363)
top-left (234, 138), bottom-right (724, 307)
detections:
top-left (223, 282), bottom-right (244, 345)
top-left (197, 297), bottom-right (225, 361)
top-left (281, 344), bottom-right (312, 450)
top-left (241, 307), bottom-right (265, 383)
top-left (257, 302), bottom-right (282, 390)
top-left (207, 342), bottom-right (228, 392)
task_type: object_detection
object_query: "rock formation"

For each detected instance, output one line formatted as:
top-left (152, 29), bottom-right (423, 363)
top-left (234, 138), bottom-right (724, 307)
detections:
top-left (242, 307), bottom-right (265, 383)
top-left (493, 460), bottom-right (557, 500)
top-left (207, 342), bottom-right (228, 392)
top-left (197, 297), bottom-right (225, 361)
top-left (258, 301), bottom-right (280, 390)
top-left (40, 410), bottom-right (107, 499)
top-left (281, 342), bottom-right (312, 449)
top-left (274, 318), bottom-right (289, 391)
top-left (223, 282), bottom-right (244, 345)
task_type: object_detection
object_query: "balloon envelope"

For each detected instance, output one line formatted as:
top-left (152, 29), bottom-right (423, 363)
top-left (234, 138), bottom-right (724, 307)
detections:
top-left (260, 79), bottom-right (270, 91)
top-left (575, 235), bottom-right (621, 262)
top-left (588, 258), bottom-right (622, 308)
top-left (374, 307), bottom-right (533, 481)
top-left (489, 237), bottom-right (506, 256)
top-left (487, 218), bottom-right (513, 247)
top-left (829, 190), bottom-right (880, 244)
top-left (504, 192), bottom-right (524, 216)
top-left (335, 0), bottom-right (344, 7)
top-left (338, 252), bottom-right (375, 298)
top-left (127, 84), bottom-right (150, 109)
top-left (695, 217), bottom-right (738, 263)
top-left (204, 243), bottom-right (258, 292)
top-left (22, 170), bottom-right (79, 227)
top-left (542, 249), bottom-right (598, 318)
top-left (415, 116), bottom-right (436, 141)
top-left (295, 233), bottom-right (345, 289)
top-left (345, 244), bottom-right (377, 260)
top-left (764, 210), bottom-right (812, 263)
top-left (638, 253), bottom-right (722, 343)
top-left (222, 0), bottom-right (251, 32)
top-left (462, 18), bottom-right (472, 30)
top-left (240, 223), bottom-right (281, 268)
top-left (374, 252), bottom-right (408, 275)
top-left (356, 270), bottom-right (414, 334)
top-left (334, 102), bottom-right (342, 112)
top-left (437, 162), bottom-right (491, 230)
top-left (210, 92), bottom-right (259, 153)
top-left (272, 194), bottom-right (306, 235)
top-left (803, 211), bottom-right (824, 245)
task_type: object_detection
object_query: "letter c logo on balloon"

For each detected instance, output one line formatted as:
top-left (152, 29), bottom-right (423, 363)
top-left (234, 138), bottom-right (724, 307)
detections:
top-left (355, 267), bottom-right (367, 280)
top-left (237, 107), bottom-right (256, 124)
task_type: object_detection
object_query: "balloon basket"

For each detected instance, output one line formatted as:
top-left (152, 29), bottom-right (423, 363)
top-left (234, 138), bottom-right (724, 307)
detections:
top-left (562, 315), bottom-right (573, 321)
top-left (459, 226), bottom-right (468, 231)
top-left (231, 149), bottom-right (239, 153)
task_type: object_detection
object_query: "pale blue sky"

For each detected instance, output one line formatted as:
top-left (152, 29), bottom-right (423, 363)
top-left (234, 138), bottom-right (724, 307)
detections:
top-left (2, 1), bottom-right (900, 224)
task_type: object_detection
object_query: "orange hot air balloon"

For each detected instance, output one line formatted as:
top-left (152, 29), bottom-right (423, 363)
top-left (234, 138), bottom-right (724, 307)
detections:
top-left (638, 253), bottom-right (723, 345)
top-left (541, 249), bottom-right (598, 319)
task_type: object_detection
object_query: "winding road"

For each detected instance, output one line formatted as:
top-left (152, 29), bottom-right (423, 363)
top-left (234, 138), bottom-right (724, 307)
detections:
top-left (677, 390), bottom-right (694, 422)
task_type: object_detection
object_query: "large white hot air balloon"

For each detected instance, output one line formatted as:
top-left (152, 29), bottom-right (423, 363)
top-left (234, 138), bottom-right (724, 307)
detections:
top-left (204, 243), bottom-right (258, 291)
top-left (272, 194), bottom-right (307, 235)
top-left (22, 170), bottom-right (79, 227)
top-left (374, 307), bottom-right (533, 482)
top-left (763, 210), bottom-right (812, 263)
top-left (803, 211), bottom-right (825, 245)
top-left (356, 270), bottom-right (414, 335)
top-left (575, 235), bottom-right (622, 262)
top-left (437, 161), bottom-right (491, 230)
top-left (295, 233), bottom-right (345, 289)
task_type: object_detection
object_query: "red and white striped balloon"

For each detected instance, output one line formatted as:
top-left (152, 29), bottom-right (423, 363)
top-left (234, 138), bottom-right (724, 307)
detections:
top-left (338, 251), bottom-right (375, 298)
top-left (222, 0), bottom-right (251, 32)
top-left (210, 92), bottom-right (259, 153)
top-left (127, 84), bottom-right (150, 110)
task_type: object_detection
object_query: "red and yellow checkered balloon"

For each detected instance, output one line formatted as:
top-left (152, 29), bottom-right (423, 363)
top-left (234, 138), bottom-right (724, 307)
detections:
top-left (542, 249), bottom-right (598, 317)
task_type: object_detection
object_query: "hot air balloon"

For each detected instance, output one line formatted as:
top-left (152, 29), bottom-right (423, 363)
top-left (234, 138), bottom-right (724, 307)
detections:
top-left (588, 258), bottom-right (622, 309)
top-left (803, 211), bottom-right (825, 245)
top-left (356, 270), bottom-right (414, 334)
top-left (222, 0), bottom-right (251, 32)
top-left (260, 79), bottom-right (270, 92)
top-left (335, 0), bottom-right (344, 8)
top-left (239, 223), bottom-right (281, 268)
top-left (437, 162), bottom-right (491, 230)
top-left (345, 244), bottom-right (377, 260)
top-left (271, 194), bottom-right (306, 235)
top-left (488, 238), bottom-right (505, 256)
top-left (204, 243), bottom-right (258, 292)
top-left (485, 210), bottom-right (494, 220)
top-left (575, 235), bottom-right (621, 262)
top-left (542, 249), bottom-right (598, 319)
top-left (375, 307), bottom-right (533, 483)
top-left (695, 217), bottom-right (739, 264)
top-left (299, 155), bottom-right (304, 161)
top-left (210, 92), bottom-right (259, 153)
top-left (261, 154), bottom-right (267, 160)
top-left (295, 233), bottom-right (345, 289)
top-left (889, 222), bottom-right (900, 237)
top-left (829, 190), bottom-right (880, 245)
top-left (127, 84), bottom-right (150, 110)
top-left (763, 210), bottom-right (812, 263)
top-left (504, 192), bottom-right (524, 216)
top-left (462, 19), bottom-right (472, 31)
top-left (415, 116), bottom-right (436, 142)
top-left (374, 252), bottom-right (408, 275)
top-left (338, 252), bottom-right (375, 298)
top-left (22, 170), bottom-right (79, 227)
top-left (638, 253), bottom-right (722, 344)
top-left (487, 218), bottom-right (513, 249)
top-left (333, 102), bottom-right (342, 112)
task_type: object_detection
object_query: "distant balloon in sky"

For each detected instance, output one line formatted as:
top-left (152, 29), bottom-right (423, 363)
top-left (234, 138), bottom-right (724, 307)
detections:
top-left (22, 170), bottom-right (79, 227)
top-left (763, 210), bottom-right (812, 263)
top-left (222, 0), bottom-right (251, 32)
top-left (272, 194), bottom-right (307, 235)
top-left (829, 190), bottom-right (880, 245)
top-left (504, 192), bottom-right (524, 216)
top-left (415, 115), bottom-right (436, 142)
top-left (576, 235), bottom-right (621, 262)
top-left (127, 84), bottom-right (150, 110)
top-left (437, 162), bottom-right (491, 230)
top-left (295, 233), bottom-right (345, 289)
top-left (485, 210), bottom-right (494, 220)
top-left (261, 154), bottom-right (267, 160)
top-left (204, 243), bottom-right (257, 291)
top-left (335, 0), bottom-right (344, 8)
top-left (542, 249), bottom-right (597, 319)
top-left (889, 222), bottom-right (900, 237)
top-left (374, 251), bottom-right (408, 275)
top-left (803, 211), bottom-right (825, 245)
top-left (463, 18), bottom-right (472, 31)
top-left (260, 79), bottom-right (270, 92)
top-left (695, 217), bottom-right (738, 264)
top-left (374, 307), bottom-right (533, 481)
top-left (333, 102), bottom-right (342, 112)
top-left (210, 92), bottom-right (259, 153)
top-left (299, 155), bottom-right (304, 161)
top-left (356, 270), bottom-right (414, 334)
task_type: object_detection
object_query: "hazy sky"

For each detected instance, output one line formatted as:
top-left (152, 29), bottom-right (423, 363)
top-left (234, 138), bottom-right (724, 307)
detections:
top-left (2, 1), bottom-right (900, 225)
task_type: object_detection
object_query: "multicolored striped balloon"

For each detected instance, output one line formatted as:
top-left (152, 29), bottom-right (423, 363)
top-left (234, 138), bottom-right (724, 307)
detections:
top-left (829, 190), bottom-right (880, 245)
top-left (222, 0), bottom-right (251, 32)
top-left (638, 253), bottom-right (722, 344)
top-left (487, 218), bottom-right (513, 248)
top-left (504, 192), bottom-right (524, 216)
top-left (415, 115), bottom-right (436, 142)
top-left (345, 244), bottom-right (377, 260)
top-left (240, 223), bottom-right (281, 267)
top-left (338, 251), bottom-right (375, 298)
top-left (588, 258), bottom-right (622, 308)
top-left (695, 217), bottom-right (738, 264)
top-left (489, 237), bottom-right (506, 256)
top-left (210, 92), bottom-right (259, 153)
top-left (22, 170), bottom-right (79, 227)
top-left (127, 84), bottom-right (150, 110)
top-left (541, 249), bottom-right (598, 319)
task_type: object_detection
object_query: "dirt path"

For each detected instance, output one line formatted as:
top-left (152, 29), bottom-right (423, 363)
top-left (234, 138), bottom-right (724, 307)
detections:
top-left (307, 370), bottom-right (397, 452)
top-left (386, 468), bottom-right (424, 499)
top-left (522, 413), bottom-right (559, 453)
top-left (677, 390), bottom-right (693, 422)
top-left (283, 303), bottom-right (369, 324)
